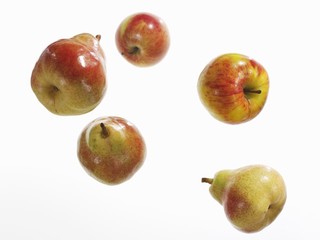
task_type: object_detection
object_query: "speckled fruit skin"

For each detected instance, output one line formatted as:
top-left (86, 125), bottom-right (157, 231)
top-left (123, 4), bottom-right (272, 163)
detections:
top-left (31, 33), bottom-right (106, 115)
top-left (115, 12), bottom-right (170, 67)
top-left (198, 53), bottom-right (269, 124)
top-left (202, 165), bottom-right (286, 233)
top-left (77, 116), bottom-right (146, 185)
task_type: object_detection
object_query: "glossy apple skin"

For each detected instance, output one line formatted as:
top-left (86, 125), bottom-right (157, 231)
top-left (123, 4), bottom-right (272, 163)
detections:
top-left (77, 116), bottom-right (146, 185)
top-left (31, 33), bottom-right (107, 115)
top-left (203, 165), bottom-right (286, 233)
top-left (198, 53), bottom-right (269, 124)
top-left (115, 12), bottom-right (170, 67)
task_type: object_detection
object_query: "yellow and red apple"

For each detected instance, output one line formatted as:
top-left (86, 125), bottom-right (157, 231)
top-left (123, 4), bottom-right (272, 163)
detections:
top-left (31, 33), bottom-right (107, 115)
top-left (77, 116), bottom-right (146, 185)
top-left (115, 12), bottom-right (170, 67)
top-left (197, 53), bottom-right (269, 124)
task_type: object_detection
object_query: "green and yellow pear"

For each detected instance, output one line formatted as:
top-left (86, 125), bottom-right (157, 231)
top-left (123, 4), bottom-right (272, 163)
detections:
top-left (202, 164), bottom-right (286, 233)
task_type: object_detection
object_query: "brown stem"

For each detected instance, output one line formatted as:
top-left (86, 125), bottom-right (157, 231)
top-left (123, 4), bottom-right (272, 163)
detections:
top-left (201, 178), bottom-right (213, 184)
top-left (244, 89), bottom-right (262, 94)
top-left (95, 35), bottom-right (101, 41)
top-left (100, 123), bottom-right (109, 138)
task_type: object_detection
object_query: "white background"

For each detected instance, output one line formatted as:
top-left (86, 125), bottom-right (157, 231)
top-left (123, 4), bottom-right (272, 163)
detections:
top-left (1, 0), bottom-right (319, 239)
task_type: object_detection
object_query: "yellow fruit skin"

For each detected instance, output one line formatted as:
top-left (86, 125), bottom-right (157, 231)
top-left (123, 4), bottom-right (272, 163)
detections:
top-left (205, 165), bottom-right (286, 233)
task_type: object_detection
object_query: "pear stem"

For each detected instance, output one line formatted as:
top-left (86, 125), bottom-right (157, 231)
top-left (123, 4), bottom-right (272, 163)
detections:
top-left (244, 88), bottom-right (262, 94)
top-left (95, 35), bottom-right (101, 41)
top-left (201, 178), bottom-right (213, 184)
top-left (100, 123), bottom-right (109, 138)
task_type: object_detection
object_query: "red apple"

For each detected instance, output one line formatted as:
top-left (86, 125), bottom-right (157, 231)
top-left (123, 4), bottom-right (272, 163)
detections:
top-left (115, 12), bottom-right (170, 67)
top-left (197, 53), bottom-right (269, 124)
top-left (31, 33), bottom-right (107, 115)
top-left (77, 116), bottom-right (146, 185)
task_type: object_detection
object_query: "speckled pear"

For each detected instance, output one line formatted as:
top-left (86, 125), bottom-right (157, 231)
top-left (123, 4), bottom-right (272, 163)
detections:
top-left (202, 165), bottom-right (286, 233)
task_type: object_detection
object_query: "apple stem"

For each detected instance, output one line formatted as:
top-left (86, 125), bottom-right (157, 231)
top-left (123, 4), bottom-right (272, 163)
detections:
top-left (244, 89), bottom-right (262, 94)
top-left (201, 178), bottom-right (213, 184)
top-left (100, 123), bottom-right (109, 138)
